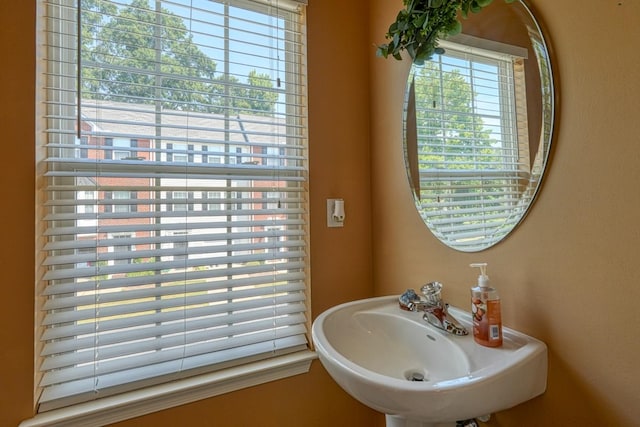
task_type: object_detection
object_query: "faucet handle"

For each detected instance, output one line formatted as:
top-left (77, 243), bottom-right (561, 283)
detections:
top-left (398, 289), bottom-right (420, 311)
top-left (420, 281), bottom-right (443, 305)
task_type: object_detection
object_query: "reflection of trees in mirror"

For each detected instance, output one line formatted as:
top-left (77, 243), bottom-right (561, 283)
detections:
top-left (80, 0), bottom-right (278, 115)
top-left (414, 63), bottom-right (495, 171)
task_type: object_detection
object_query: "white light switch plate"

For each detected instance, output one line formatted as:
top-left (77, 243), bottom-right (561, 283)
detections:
top-left (327, 199), bottom-right (344, 228)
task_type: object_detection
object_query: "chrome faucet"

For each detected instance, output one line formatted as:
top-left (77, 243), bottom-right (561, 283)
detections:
top-left (399, 283), bottom-right (468, 336)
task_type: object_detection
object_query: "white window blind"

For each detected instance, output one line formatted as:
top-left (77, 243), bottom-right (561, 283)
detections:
top-left (38, 0), bottom-right (308, 411)
top-left (408, 40), bottom-right (530, 251)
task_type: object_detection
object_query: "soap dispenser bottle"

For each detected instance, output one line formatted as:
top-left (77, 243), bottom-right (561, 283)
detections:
top-left (470, 263), bottom-right (502, 347)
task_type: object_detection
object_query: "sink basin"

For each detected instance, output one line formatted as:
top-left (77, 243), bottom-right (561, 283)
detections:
top-left (311, 296), bottom-right (547, 426)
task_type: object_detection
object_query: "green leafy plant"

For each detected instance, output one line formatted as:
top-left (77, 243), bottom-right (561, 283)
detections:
top-left (377, 0), bottom-right (517, 64)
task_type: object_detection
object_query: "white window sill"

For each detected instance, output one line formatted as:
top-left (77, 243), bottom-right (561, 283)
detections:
top-left (20, 350), bottom-right (317, 427)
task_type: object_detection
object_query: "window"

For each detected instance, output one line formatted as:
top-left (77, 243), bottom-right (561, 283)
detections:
top-left (172, 240), bottom-right (188, 262)
top-left (266, 146), bottom-right (285, 166)
top-left (204, 191), bottom-right (223, 211)
top-left (206, 154), bottom-right (222, 164)
top-left (37, 0), bottom-right (308, 415)
top-left (76, 189), bottom-right (97, 231)
top-left (111, 233), bottom-right (133, 265)
top-left (171, 190), bottom-right (189, 211)
top-left (77, 136), bottom-right (89, 158)
top-left (408, 36), bottom-right (530, 250)
top-left (167, 143), bottom-right (189, 163)
top-left (111, 138), bottom-right (138, 160)
top-left (113, 190), bottom-right (136, 213)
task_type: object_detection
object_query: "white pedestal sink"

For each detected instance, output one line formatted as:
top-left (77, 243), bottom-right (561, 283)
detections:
top-left (311, 296), bottom-right (547, 426)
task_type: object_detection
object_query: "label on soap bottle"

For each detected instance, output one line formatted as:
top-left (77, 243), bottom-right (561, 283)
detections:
top-left (471, 297), bottom-right (502, 347)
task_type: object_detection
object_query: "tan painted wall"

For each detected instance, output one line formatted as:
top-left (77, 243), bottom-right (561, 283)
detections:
top-left (0, 0), bottom-right (379, 426)
top-left (370, 0), bottom-right (640, 425)
top-left (4, 0), bottom-right (639, 426)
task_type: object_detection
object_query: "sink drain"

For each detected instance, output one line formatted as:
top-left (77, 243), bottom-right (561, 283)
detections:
top-left (410, 372), bottom-right (424, 382)
top-left (404, 369), bottom-right (428, 382)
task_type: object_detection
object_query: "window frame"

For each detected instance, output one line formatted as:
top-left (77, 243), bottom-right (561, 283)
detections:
top-left (26, 0), bottom-right (313, 425)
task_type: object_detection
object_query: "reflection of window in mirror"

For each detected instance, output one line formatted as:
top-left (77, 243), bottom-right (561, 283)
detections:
top-left (411, 35), bottom-right (532, 246)
top-left (425, 35), bottom-right (530, 174)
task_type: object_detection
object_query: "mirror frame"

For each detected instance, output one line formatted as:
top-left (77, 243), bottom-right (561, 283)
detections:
top-left (403, 0), bottom-right (556, 252)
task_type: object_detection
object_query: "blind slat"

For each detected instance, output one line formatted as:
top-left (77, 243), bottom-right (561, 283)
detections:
top-left (43, 228), bottom-right (305, 252)
top-left (41, 327), bottom-right (307, 390)
top-left (43, 269), bottom-right (305, 301)
top-left (42, 280), bottom-right (306, 340)
top-left (38, 337), bottom-right (308, 412)
top-left (41, 312), bottom-right (308, 373)
top-left (44, 237), bottom-right (305, 266)
top-left (42, 300), bottom-right (307, 357)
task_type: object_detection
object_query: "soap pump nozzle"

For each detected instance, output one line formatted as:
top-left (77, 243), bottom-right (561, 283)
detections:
top-left (470, 262), bottom-right (489, 288)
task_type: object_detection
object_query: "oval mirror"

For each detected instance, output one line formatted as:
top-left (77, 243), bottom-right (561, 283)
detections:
top-left (404, 0), bottom-right (554, 252)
